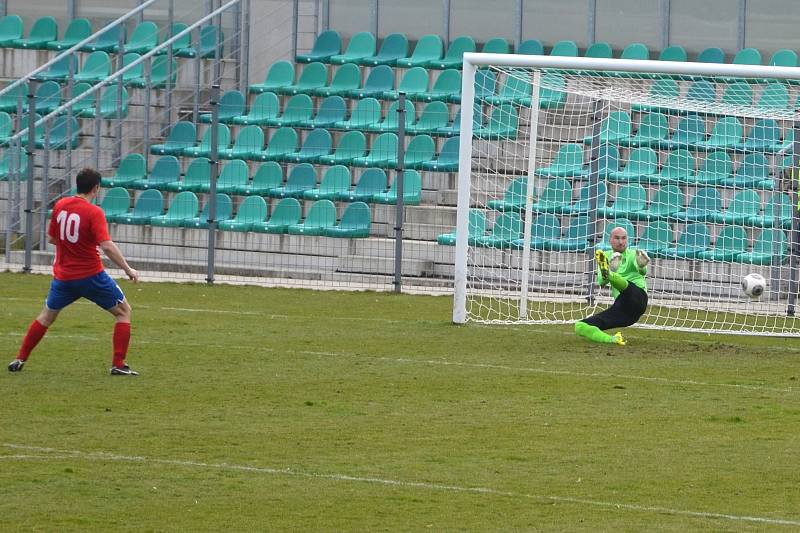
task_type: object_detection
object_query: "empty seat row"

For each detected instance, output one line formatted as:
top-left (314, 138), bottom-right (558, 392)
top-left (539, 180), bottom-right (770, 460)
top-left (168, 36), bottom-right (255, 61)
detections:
top-left (34, 53), bottom-right (177, 89)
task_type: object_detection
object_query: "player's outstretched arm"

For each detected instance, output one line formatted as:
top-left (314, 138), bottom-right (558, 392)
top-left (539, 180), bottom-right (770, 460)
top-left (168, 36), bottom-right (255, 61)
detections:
top-left (635, 249), bottom-right (649, 274)
top-left (100, 240), bottom-right (139, 283)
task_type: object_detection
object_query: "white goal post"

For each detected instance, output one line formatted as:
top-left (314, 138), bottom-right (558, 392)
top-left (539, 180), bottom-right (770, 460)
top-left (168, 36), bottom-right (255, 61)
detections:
top-left (453, 53), bottom-right (800, 336)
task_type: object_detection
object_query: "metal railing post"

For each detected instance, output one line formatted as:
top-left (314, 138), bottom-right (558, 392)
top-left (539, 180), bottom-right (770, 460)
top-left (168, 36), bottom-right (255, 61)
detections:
top-left (233, 0), bottom-right (242, 91)
top-left (292, 0), bottom-right (299, 59)
top-left (40, 121), bottom-right (51, 251)
top-left (193, 56), bottom-right (202, 123)
top-left (241, 0), bottom-right (251, 94)
top-left (206, 84), bottom-right (221, 284)
top-left (393, 92), bottom-right (407, 293)
top-left (65, 55), bottom-right (75, 182)
top-left (787, 122), bottom-right (800, 315)
top-left (94, 85), bottom-right (103, 170)
top-left (442, 0), bottom-right (450, 44)
top-left (214, 0), bottom-right (223, 85)
top-left (115, 27), bottom-right (125, 166)
top-left (67, 0), bottom-right (76, 20)
top-left (166, 0), bottom-right (175, 127)
top-left (23, 90), bottom-right (36, 272)
top-left (143, 57), bottom-right (152, 158)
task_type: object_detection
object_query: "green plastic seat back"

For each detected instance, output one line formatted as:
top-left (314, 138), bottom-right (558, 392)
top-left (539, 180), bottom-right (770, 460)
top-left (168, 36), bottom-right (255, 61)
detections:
top-left (650, 184), bottom-right (684, 213)
top-left (0, 81), bottom-right (27, 109)
top-left (265, 127), bottom-right (298, 154)
top-left (308, 30), bottom-right (341, 57)
top-left (503, 178), bottom-right (527, 203)
top-left (432, 69), bottom-right (461, 93)
top-left (285, 163), bottom-right (317, 192)
top-left (678, 223), bottom-right (711, 249)
top-left (649, 78), bottom-right (679, 100)
top-left (733, 47), bottom-right (762, 66)
top-left (585, 42), bottom-right (612, 59)
top-left (42, 54), bottom-right (78, 78)
top-left (151, 156), bottom-right (181, 181)
top-left (405, 135), bottom-right (436, 164)
top-left (601, 110), bottom-right (632, 140)
top-left (768, 49), bottom-right (798, 68)
top-left (298, 128), bottom-right (332, 157)
top-left (468, 209), bottom-right (488, 236)
top-left (319, 165), bottom-right (351, 194)
top-left (218, 90), bottom-right (246, 120)
top-left (184, 157), bottom-right (211, 187)
top-left (744, 118), bottom-right (781, 149)
top-left (264, 60), bottom-right (295, 86)
top-left (481, 37), bottom-right (509, 54)
top-left (538, 178), bottom-right (572, 205)
top-left (199, 124), bottom-right (231, 151)
top-left (382, 100), bottom-right (415, 129)
top-left (737, 152), bottom-right (770, 181)
top-left (248, 92), bottom-right (280, 121)
top-left (437, 136), bottom-right (460, 162)
top-left (621, 43), bottom-right (649, 60)
top-left (399, 67), bottom-right (429, 92)
top-left (728, 189), bottom-right (762, 217)
top-left (753, 229), bottom-right (788, 256)
top-left (60, 18), bottom-right (92, 46)
top-left (765, 192), bottom-right (792, 221)
top-left (26, 16), bottom-right (58, 42)
top-left (416, 101), bottom-right (449, 129)
top-left (71, 82), bottom-right (94, 114)
top-left (658, 45), bottom-right (687, 62)
top-left (552, 143), bottom-right (584, 167)
top-left (603, 218), bottom-right (635, 242)
top-left (122, 52), bottom-right (144, 81)
top-left (362, 64), bottom-right (394, 91)
top-left (550, 40), bottom-right (578, 57)
top-left (101, 187), bottom-right (131, 216)
top-left (165, 121), bottom-right (197, 147)
top-left (697, 47), bottom-right (725, 63)
top-left (490, 212), bottom-right (523, 239)
top-left (698, 151), bottom-right (733, 181)
top-left (166, 191), bottom-right (199, 218)
top-left (0, 111), bottom-right (13, 137)
top-left (517, 39), bottom-right (544, 55)
top-left (0, 15), bottom-right (23, 40)
top-left (474, 69), bottom-right (497, 99)
top-left (132, 189), bottom-right (163, 216)
top-left (218, 160), bottom-right (250, 188)
top-left (672, 115), bottom-right (706, 144)
top-left (268, 197), bottom-right (302, 225)
top-left (343, 31), bottom-right (375, 57)
top-left (408, 34), bottom-right (443, 62)
top-left (635, 113), bottom-right (669, 141)
top-left (100, 85), bottom-right (128, 114)
top-left (48, 116), bottom-right (80, 144)
top-left (442, 36), bottom-right (476, 62)
top-left (235, 195), bottom-right (268, 223)
top-left (252, 162), bottom-right (284, 189)
top-left (167, 22), bottom-right (191, 50)
top-left (757, 83), bottom-right (789, 110)
top-left (333, 130), bottom-right (367, 158)
top-left (296, 62), bottom-right (328, 88)
top-left (34, 81), bottom-right (61, 112)
top-left (316, 96), bottom-right (347, 123)
top-left (721, 82), bottom-right (753, 107)
top-left (563, 215), bottom-right (591, 241)
top-left (282, 93), bottom-right (314, 122)
top-left (387, 169), bottom-right (422, 195)
top-left (686, 80), bottom-right (716, 104)
top-left (91, 23), bottom-right (124, 48)
top-left (540, 73), bottom-right (567, 107)
top-left (611, 184), bottom-right (647, 211)
top-left (330, 62), bottom-right (361, 89)
top-left (369, 132), bottom-right (398, 159)
top-left (127, 21), bottom-right (159, 50)
top-left (199, 25), bottom-right (224, 58)
top-left (199, 193), bottom-right (233, 222)
top-left (115, 153), bottom-right (147, 180)
top-left (485, 104), bottom-right (518, 132)
top-left (574, 181), bottom-right (607, 209)
top-left (150, 56), bottom-right (177, 84)
top-left (303, 199), bottom-right (336, 228)
top-left (80, 51), bottom-right (111, 78)
top-left (688, 187), bottom-right (722, 212)
top-left (349, 97), bottom-right (382, 125)
top-left (375, 33), bottom-right (408, 59)
top-left (639, 220), bottom-right (673, 249)
top-left (339, 201), bottom-right (371, 229)
top-left (354, 168), bottom-right (388, 195)
top-left (499, 75), bottom-right (531, 100)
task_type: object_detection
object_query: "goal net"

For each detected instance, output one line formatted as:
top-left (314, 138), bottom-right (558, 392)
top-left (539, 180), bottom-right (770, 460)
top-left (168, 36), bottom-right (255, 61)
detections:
top-left (453, 53), bottom-right (800, 336)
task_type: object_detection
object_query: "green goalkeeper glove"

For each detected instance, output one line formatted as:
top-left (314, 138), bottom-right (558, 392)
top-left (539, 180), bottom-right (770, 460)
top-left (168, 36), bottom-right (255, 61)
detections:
top-left (635, 249), bottom-right (650, 269)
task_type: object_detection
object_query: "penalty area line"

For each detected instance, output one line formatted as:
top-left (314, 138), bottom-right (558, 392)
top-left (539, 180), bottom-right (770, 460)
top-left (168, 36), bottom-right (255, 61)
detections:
top-left (2, 444), bottom-right (799, 527)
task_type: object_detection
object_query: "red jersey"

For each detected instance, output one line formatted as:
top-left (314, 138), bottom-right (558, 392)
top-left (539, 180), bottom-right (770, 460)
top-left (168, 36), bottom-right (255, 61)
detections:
top-left (48, 196), bottom-right (111, 281)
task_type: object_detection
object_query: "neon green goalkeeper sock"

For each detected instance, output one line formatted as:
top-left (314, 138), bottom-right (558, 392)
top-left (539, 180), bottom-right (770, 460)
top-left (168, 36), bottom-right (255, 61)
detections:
top-left (608, 272), bottom-right (629, 293)
top-left (575, 321), bottom-right (618, 344)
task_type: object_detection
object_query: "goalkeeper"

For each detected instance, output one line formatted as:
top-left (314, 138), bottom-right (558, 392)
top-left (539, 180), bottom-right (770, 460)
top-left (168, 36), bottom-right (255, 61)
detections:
top-left (575, 227), bottom-right (649, 346)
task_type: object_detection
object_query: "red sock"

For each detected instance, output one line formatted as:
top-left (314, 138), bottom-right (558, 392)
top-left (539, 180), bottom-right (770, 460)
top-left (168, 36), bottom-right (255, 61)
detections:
top-left (18, 320), bottom-right (48, 361)
top-left (113, 322), bottom-right (131, 368)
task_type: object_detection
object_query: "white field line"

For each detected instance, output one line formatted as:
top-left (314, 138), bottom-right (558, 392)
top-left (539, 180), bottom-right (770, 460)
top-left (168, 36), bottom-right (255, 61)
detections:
top-left (2, 444), bottom-right (799, 527)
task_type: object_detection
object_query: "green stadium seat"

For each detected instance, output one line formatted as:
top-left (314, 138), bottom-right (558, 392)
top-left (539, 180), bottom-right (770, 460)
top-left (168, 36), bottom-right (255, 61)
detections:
top-left (164, 157), bottom-right (211, 193)
top-left (397, 34), bottom-right (443, 68)
top-left (633, 184), bottom-right (683, 221)
top-left (329, 31), bottom-right (376, 65)
top-left (693, 116), bottom-right (743, 151)
top-left (0, 148), bottom-right (28, 180)
top-left (283, 128), bottom-right (333, 163)
top-left (323, 201), bottom-right (371, 238)
top-left (737, 229), bottom-right (788, 265)
top-left (768, 48), bottom-right (798, 68)
top-left (481, 37), bottom-right (509, 54)
top-left (183, 125), bottom-right (231, 158)
top-left (102, 154), bottom-right (146, 188)
top-left (218, 195), bottom-right (268, 231)
top-left (48, 18), bottom-right (92, 51)
top-left (32, 81), bottom-right (62, 115)
top-left (619, 42), bottom-right (649, 61)
top-left (156, 22), bottom-right (193, 57)
top-left (720, 82), bottom-right (753, 107)
top-left (420, 136), bottom-right (459, 172)
top-left (689, 151), bottom-right (733, 186)
top-left (511, 213), bottom-right (560, 250)
top-left (351, 133), bottom-right (398, 168)
top-left (121, 52), bottom-right (144, 85)
top-left (303, 165), bottom-right (352, 201)
top-left (296, 30), bottom-right (341, 63)
top-left (733, 47), bottom-right (762, 66)
top-left (278, 62), bottom-right (328, 95)
top-left (597, 218), bottom-right (635, 250)
top-left (252, 197), bottom-right (302, 234)
top-left (286, 199), bottom-right (337, 235)
top-left (713, 189), bottom-right (761, 225)
top-left (70, 82), bottom-right (96, 116)
top-left (150, 191), bottom-right (200, 227)
top-left (359, 33), bottom-right (409, 66)
top-left (403, 135), bottom-right (436, 169)
top-left (199, 90), bottom-right (246, 124)
top-left (683, 79), bottom-right (717, 108)
top-left (81, 23), bottom-right (124, 53)
top-left (383, 67), bottom-right (430, 101)
top-left (372, 170), bottom-right (422, 205)
top-left (636, 220), bottom-right (673, 255)
top-left (268, 93), bottom-right (314, 127)
top-left (540, 74), bottom-right (567, 109)
top-left (600, 183), bottom-right (647, 218)
top-left (348, 65), bottom-right (394, 98)
top-left (697, 47), bottom-right (725, 64)
top-left (195, 25), bottom-right (224, 59)
top-left (78, 85), bottom-right (129, 119)
top-left (472, 69), bottom-right (498, 102)
top-left (268, 163), bottom-right (317, 198)
top-left (747, 192), bottom-right (791, 229)
top-left (410, 69), bottom-right (461, 102)
top-left (474, 104), bottom-right (518, 139)
top-left (34, 55), bottom-right (78, 83)
top-left (218, 125), bottom-right (264, 160)
top-left (549, 40), bottom-right (578, 57)
top-left (114, 21), bottom-right (159, 54)
top-left (428, 35), bottom-right (475, 69)
top-left (38, 116), bottom-right (80, 150)
top-left (100, 187), bottom-right (131, 219)
top-left (0, 112), bottom-right (12, 145)
top-left (307, 96), bottom-right (348, 128)
top-left (333, 97), bottom-right (382, 130)
top-left (115, 189), bottom-right (163, 224)
top-left (232, 162), bottom-right (282, 196)
top-left (311, 63), bottom-right (362, 97)
top-left (632, 78), bottom-right (679, 112)
top-left (472, 212), bottom-right (523, 248)
top-left (437, 209), bottom-right (487, 246)
top-left (532, 178), bottom-right (572, 213)
top-left (735, 118), bottom-right (783, 152)
top-left (544, 215), bottom-right (591, 251)
top-left (562, 181), bottom-right (607, 215)
top-left (723, 153), bottom-right (773, 189)
top-left (487, 178), bottom-right (528, 212)
top-left (129, 156), bottom-right (180, 190)
top-left (0, 15), bottom-right (23, 46)
top-left (74, 51), bottom-right (112, 84)
top-left (657, 115), bottom-right (706, 149)
top-left (335, 168), bottom-right (387, 202)
top-left (671, 187), bottom-right (722, 222)
top-left (13, 16), bottom-right (57, 49)
top-left (129, 56), bottom-right (177, 89)
top-left (756, 82), bottom-right (790, 111)
top-left (517, 39), bottom-right (544, 55)
top-left (607, 147), bottom-right (658, 183)
top-left (584, 41), bottom-right (612, 60)
top-left (182, 193), bottom-right (234, 229)
top-left (249, 60), bottom-right (295, 94)
top-left (583, 110), bottom-right (631, 144)
top-left (619, 113), bottom-right (668, 148)
top-left (151, 121), bottom-right (196, 156)
top-left (658, 45), bottom-right (687, 62)
top-left (254, 127), bottom-right (298, 162)
top-left (485, 74), bottom-right (532, 106)
top-left (215, 160), bottom-right (250, 194)
top-left (318, 130), bottom-right (367, 166)
top-left (698, 225), bottom-right (749, 262)
top-left (366, 99), bottom-right (416, 133)
top-left (231, 92), bottom-right (280, 126)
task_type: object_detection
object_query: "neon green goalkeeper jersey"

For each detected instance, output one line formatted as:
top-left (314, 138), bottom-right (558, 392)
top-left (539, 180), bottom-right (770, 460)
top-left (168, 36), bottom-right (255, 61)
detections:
top-left (597, 248), bottom-right (648, 298)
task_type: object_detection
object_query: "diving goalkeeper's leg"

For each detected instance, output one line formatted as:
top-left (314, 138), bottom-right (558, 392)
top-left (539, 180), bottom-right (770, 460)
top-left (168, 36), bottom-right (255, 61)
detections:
top-left (575, 320), bottom-right (625, 345)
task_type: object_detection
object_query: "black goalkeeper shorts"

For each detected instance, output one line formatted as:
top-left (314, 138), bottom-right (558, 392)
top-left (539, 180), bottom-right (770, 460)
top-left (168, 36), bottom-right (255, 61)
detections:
top-left (582, 283), bottom-right (648, 331)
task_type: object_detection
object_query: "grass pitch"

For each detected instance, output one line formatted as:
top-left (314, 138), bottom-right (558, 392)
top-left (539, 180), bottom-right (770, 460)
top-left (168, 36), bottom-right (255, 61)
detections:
top-left (1, 271), bottom-right (799, 531)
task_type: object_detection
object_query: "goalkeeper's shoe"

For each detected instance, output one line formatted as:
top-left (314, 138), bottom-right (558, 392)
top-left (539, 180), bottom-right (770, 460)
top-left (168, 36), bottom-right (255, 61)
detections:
top-left (611, 332), bottom-right (626, 346)
top-left (8, 359), bottom-right (25, 372)
top-left (595, 249), bottom-right (610, 286)
top-left (110, 365), bottom-right (139, 376)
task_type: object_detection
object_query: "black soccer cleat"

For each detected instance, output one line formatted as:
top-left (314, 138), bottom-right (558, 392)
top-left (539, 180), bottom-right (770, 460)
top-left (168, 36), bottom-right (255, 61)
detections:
top-left (8, 359), bottom-right (25, 372)
top-left (110, 365), bottom-right (139, 376)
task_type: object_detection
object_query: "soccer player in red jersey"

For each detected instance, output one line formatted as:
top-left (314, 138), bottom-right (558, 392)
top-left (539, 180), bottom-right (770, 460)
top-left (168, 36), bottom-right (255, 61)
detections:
top-left (8, 168), bottom-right (141, 375)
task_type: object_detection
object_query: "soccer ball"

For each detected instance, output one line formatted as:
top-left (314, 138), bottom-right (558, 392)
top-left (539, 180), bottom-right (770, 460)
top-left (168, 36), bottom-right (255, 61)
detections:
top-left (741, 273), bottom-right (766, 299)
top-left (609, 252), bottom-right (623, 272)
